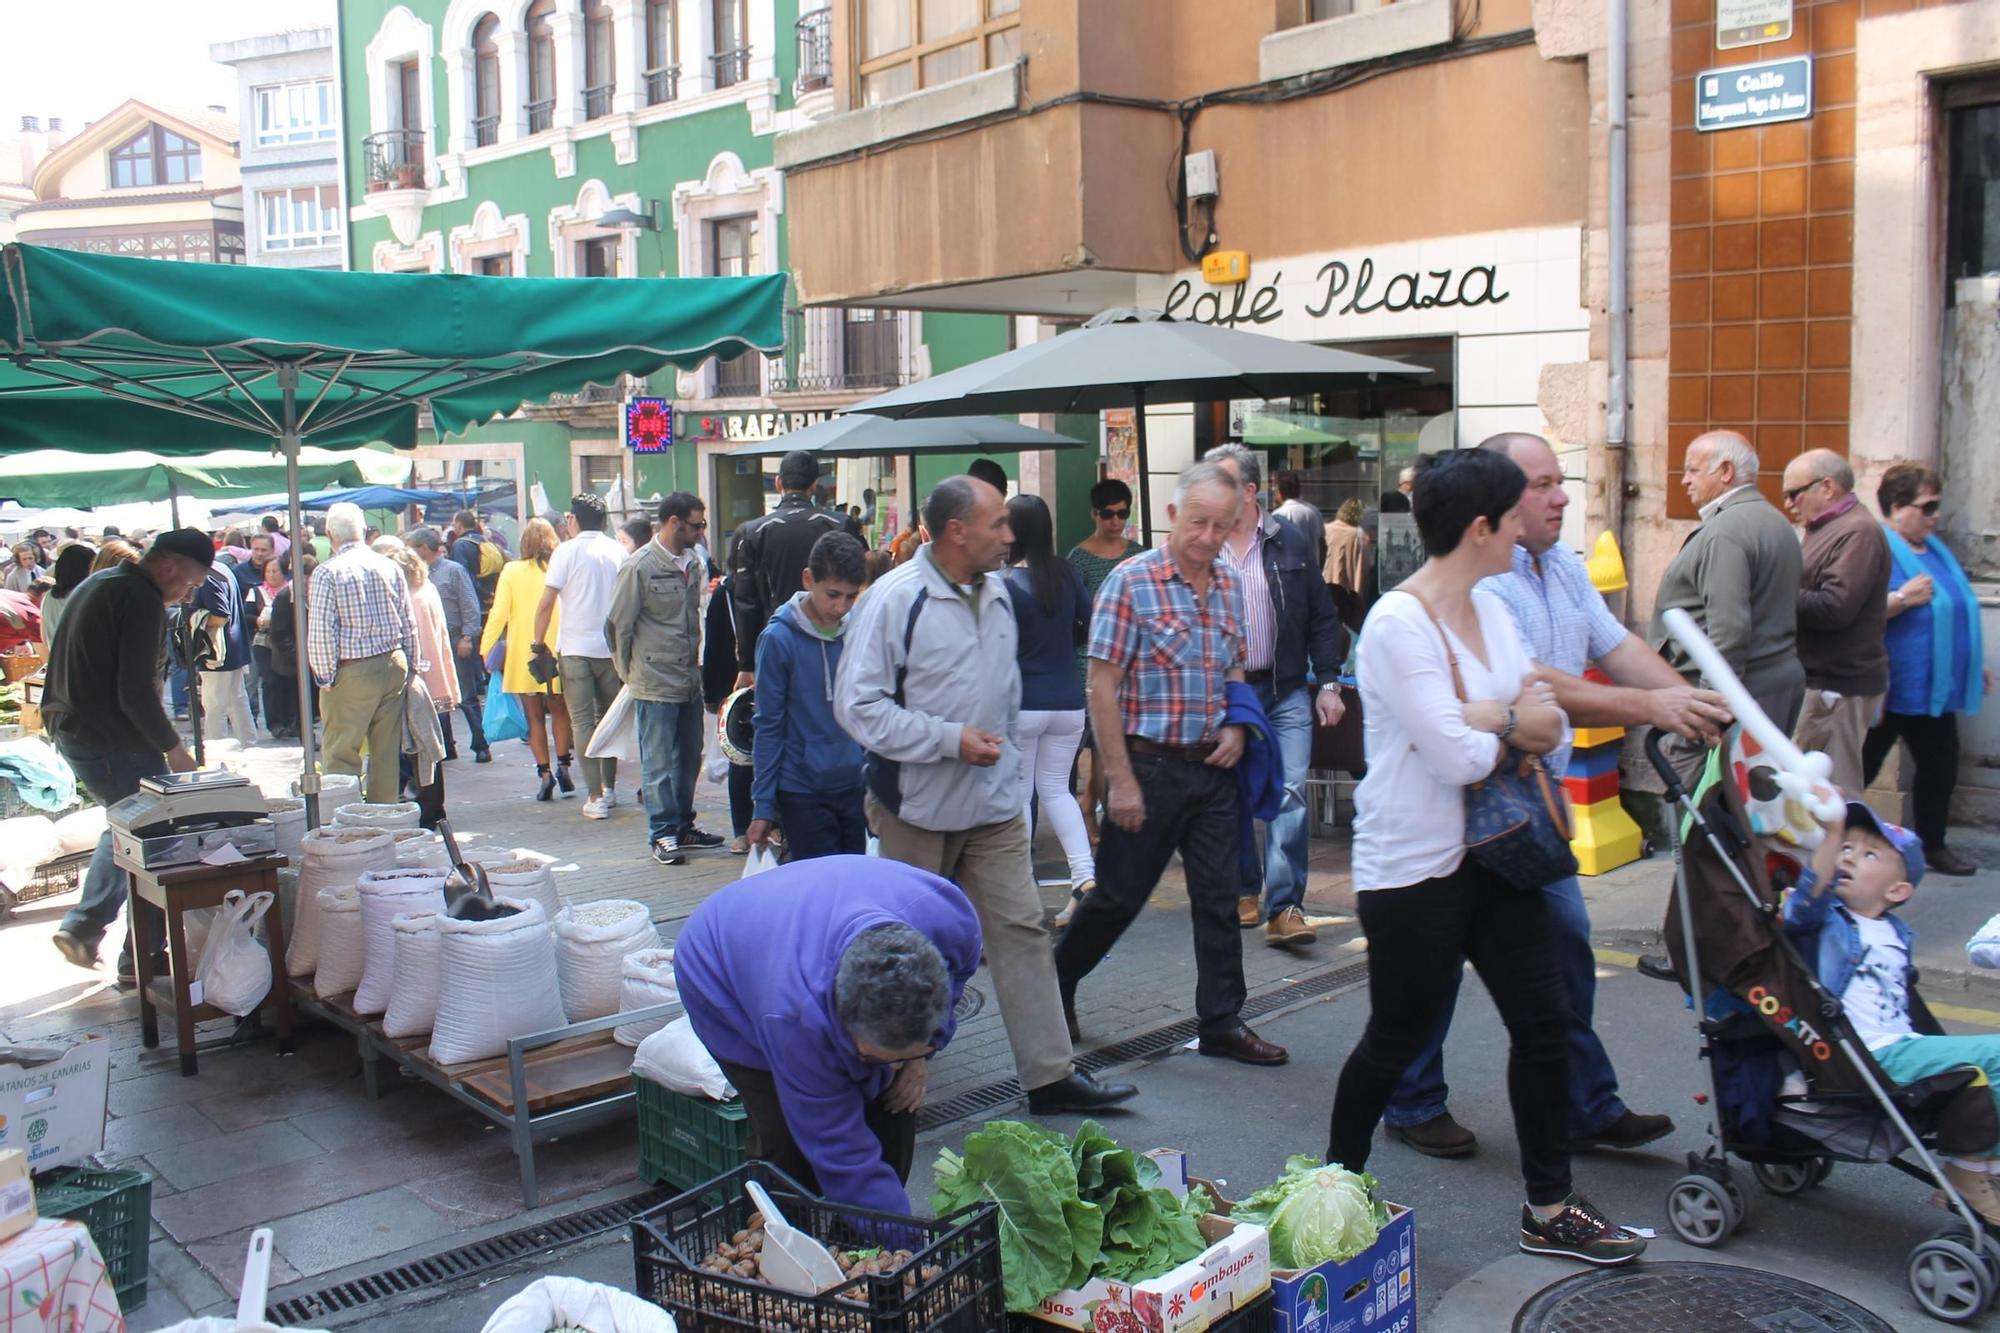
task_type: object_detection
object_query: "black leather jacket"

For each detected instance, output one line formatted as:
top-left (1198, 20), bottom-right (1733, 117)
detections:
top-left (728, 493), bottom-right (861, 671)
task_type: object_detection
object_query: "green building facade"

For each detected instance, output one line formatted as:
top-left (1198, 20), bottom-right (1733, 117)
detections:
top-left (335, 0), bottom-right (1092, 552)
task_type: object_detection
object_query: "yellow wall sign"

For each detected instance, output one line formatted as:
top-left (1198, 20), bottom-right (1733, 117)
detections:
top-left (1201, 250), bottom-right (1251, 286)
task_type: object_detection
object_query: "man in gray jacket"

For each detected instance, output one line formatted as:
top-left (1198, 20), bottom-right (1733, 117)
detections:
top-left (608, 492), bottom-right (721, 865)
top-left (835, 476), bottom-right (1136, 1116)
top-left (1649, 430), bottom-right (1805, 781)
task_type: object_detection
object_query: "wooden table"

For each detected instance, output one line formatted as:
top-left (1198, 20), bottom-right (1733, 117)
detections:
top-left (123, 853), bottom-right (294, 1076)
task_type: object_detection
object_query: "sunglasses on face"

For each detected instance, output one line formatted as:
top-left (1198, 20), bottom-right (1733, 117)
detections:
top-left (1784, 478), bottom-right (1826, 503)
top-left (1096, 507), bottom-right (1130, 520)
top-left (1916, 500), bottom-right (1941, 516)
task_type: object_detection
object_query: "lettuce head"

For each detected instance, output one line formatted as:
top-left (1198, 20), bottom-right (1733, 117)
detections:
top-left (1231, 1155), bottom-right (1387, 1269)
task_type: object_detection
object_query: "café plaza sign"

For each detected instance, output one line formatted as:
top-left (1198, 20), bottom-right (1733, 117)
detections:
top-left (679, 409), bottom-right (834, 442)
top-left (1163, 254), bottom-right (1511, 329)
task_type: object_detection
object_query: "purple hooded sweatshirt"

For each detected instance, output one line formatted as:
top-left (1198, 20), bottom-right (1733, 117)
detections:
top-left (675, 855), bottom-right (982, 1214)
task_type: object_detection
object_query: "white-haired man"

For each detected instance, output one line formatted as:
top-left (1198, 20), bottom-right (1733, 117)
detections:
top-left (1649, 430), bottom-right (1804, 780)
top-left (308, 501), bottom-right (417, 803)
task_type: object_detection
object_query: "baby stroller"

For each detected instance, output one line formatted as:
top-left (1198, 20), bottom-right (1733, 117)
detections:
top-left (1647, 726), bottom-right (2000, 1324)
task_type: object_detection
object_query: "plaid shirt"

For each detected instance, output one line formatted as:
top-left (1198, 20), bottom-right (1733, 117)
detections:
top-left (307, 541), bottom-right (417, 686)
top-left (1087, 546), bottom-right (1245, 745)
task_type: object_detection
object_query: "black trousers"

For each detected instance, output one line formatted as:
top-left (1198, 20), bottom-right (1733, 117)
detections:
top-left (1053, 751), bottom-right (1246, 1037)
top-left (1329, 859), bottom-right (1573, 1206)
top-left (1863, 710), bottom-right (1961, 852)
top-left (718, 1058), bottom-right (916, 1196)
top-left (729, 760), bottom-right (754, 838)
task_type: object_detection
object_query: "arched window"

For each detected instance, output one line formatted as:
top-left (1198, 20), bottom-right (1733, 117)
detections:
top-left (526, 0), bottom-right (557, 132)
top-left (472, 14), bottom-right (501, 146)
top-left (108, 125), bottom-right (203, 189)
top-left (583, 0), bottom-right (615, 120)
top-left (645, 0), bottom-right (678, 104)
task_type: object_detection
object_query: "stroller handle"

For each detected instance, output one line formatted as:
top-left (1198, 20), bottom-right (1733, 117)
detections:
top-left (1645, 726), bottom-right (1689, 799)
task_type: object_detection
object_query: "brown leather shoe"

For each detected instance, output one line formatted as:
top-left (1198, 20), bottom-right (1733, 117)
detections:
top-left (1265, 907), bottom-right (1318, 946)
top-left (1237, 896), bottom-right (1262, 928)
top-left (1198, 1023), bottom-right (1288, 1066)
top-left (1386, 1111), bottom-right (1478, 1158)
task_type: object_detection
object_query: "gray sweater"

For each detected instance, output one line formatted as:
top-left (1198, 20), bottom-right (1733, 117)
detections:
top-left (1649, 486), bottom-right (1804, 702)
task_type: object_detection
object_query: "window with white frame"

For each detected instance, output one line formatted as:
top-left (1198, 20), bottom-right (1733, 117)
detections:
top-left (254, 80), bottom-right (338, 145)
top-left (259, 185), bottom-right (342, 250)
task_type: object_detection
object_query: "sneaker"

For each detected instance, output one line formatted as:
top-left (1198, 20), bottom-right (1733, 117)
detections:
top-left (1386, 1112), bottom-right (1477, 1158)
top-left (1237, 896), bottom-right (1262, 928)
top-left (652, 837), bottom-right (686, 866)
top-left (728, 835), bottom-right (750, 856)
top-left (1937, 1163), bottom-right (2000, 1225)
top-left (602, 788), bottom-right (618, 810)
top-left (1056, 879), bottom-right (1095, 928)
top-left (681, 827), bottom-right (726, 850)
top-left (580, 797), bottom-right (609, 820)
top-left (1518, 1193), bottom-right (1648, 1266)
top-left (51, 930), bottom-right (98, 970)
top-left (1568, 1110), bottom-right (1674, 1152)
top-left (1265, 906), bottom-right (1318, 946)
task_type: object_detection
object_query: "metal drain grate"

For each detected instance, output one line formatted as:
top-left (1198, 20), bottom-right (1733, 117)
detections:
top-left (1514, 1261), bottom-right (1896, 1332)
top-left (918, 959), bottom-right (1368, 1129)
top-left (265, 1187), bottom-right (672, 1326)
top-left (953, 984), bottom-right (986, 1023)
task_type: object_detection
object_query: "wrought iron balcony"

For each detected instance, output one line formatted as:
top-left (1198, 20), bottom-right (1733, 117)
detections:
top-left (713, 351), bottom-right (763, 398)
top-left (472, 113), bottom-right (499, 148)
top-left (526, 97), bottom-right (555, 133)
top-left (795, 10), bottom-right (832, 95)
top-left (712, 46), bottom-right (751, 89)
top-left (584, 83), bottom-right (614, 120)
top-left (644, 64), bottom-right (680, 105)
top-left (766, 306), bottom-right (913, 395)
top-left (362, 128), bottom-right (425, 191)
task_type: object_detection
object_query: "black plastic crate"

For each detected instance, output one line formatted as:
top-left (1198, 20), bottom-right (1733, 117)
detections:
top-left (632, 1160), bottom-right (1003, 1332)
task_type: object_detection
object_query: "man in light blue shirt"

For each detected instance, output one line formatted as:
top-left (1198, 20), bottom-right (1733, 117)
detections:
top-left (1382, 432), bottom-right (1732, 1161)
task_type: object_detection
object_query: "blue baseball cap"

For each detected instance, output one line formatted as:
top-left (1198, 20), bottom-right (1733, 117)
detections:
top-left (1845, 801), bottom-right (1925, 887)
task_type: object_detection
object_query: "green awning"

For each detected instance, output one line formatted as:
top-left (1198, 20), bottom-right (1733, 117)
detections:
top-left (0, 446), bottom-right (410, 507)
top-left (0, 243), bottom-right (786, 451)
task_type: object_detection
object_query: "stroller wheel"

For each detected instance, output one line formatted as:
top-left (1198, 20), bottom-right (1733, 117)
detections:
top-left (1813, 1157), bottom-right (1834, 1187)
top-left (1908, 1237), bottom-right (1992, 1323)
top-left (1931, 1225), bottom-right (2000, 1309)
top-left (1753, 1161), bottom-right (1817, 1197)
top-left (1667, 1174), bottom-right (1739, 1247)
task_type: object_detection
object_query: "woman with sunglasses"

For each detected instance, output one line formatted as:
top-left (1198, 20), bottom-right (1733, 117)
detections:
top-left (1863, 463), bottom-right (1987, 877)
top-left (1064, 479), bottom-right (1147, 875)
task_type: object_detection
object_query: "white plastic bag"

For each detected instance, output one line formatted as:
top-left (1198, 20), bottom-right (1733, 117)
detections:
top-left (265, 798), bottom-right (306, 865)
top-left (478, 1275), bottom-right (678, 1333)
top-left (0, 814), bottom-right (57, 893)
top-left (51, 806), bottom-right (106, 858)
top-left (633, 1016), bottom-right (736, 1101)
top-left (474, 853), bottom-right (563, 919)
top-left (583, 687), bottom-right (639, 766)
top-left (382, 911), bottom-right (443, 1039)
top-left (740, 846), bottom-right (779, 879)
top-left (613, 948), bottom-right (678, 1047)
top-left (288, 827), bottom-right (397, 978)
top-left (332, 801), bottom-right (422, 831)
top-left (196, 889), bottom-right (275, 1017)
top-left (430, 898), bottom-right (567, 1065)
top-left (312, 885), bottom-right (365, 998)
top-left (393, 829), bottom-right (450, 868)
top-left (352, 868), bottom-right (448, 1015)
top-left (554, 900), bottom-right (658, 1021)
top-left (296, 772), bottom-right (359, 807)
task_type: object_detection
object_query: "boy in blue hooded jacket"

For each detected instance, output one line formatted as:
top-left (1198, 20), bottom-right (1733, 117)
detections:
top-left (747, 532), bottom-right (868, 860)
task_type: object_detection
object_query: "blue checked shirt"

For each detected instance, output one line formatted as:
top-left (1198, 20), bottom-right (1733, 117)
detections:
top-left (1088, 546), bottom-right (1245, 746)
top-left (307, 541), bottom-right (418, 687)
top-left (1478, 541), bottom-right (1626, 777)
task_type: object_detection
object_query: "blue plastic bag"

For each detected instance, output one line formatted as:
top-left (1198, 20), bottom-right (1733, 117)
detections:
top-left (484, 670), bottom-right (527, 744)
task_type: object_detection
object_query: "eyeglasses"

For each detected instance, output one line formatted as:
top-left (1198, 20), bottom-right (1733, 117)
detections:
top-left (1917, 499), bottom-right (1941, 516)
top-left (1784, 478), bottom-right (1827, 503)
top-left (1095, 507), bottom-right (1130, 520)
top-left (683, 518), bottom-right (709, 530)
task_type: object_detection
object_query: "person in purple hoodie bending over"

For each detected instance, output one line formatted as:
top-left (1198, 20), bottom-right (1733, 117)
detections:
top-left (675, 856), bottom-right (982, 1213)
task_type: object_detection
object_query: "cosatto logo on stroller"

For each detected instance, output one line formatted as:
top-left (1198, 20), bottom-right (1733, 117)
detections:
top-left (1744, 983), bottom-right (1833, 1063)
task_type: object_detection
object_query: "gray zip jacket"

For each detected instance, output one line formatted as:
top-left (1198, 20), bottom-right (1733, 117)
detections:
top-left (834, 545), bottom-right (1021, 831)
top-left (606, 539), bottom-right (703, 704)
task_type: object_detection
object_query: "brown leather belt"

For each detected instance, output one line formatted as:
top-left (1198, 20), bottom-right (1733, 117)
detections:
top-left (1125, 734), bottom-right (1218, 763)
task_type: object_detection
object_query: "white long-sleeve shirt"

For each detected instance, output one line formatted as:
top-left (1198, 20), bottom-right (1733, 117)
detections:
top-left (1352, 588), bottom-right (1546, 891)
top-left (1968, 913), bottom-right (2000, 970)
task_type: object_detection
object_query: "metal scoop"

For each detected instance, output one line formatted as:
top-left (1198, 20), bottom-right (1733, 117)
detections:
top-left (745, 1179), bottom-right (845, 1295)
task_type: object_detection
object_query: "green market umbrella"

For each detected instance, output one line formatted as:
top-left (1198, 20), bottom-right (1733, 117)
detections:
top-left (0, 242), bottom-right (784, 820)
top-left (724, 413), bottom-right (1088, 457)
top-left (0, 446), bottom-right (407, 509)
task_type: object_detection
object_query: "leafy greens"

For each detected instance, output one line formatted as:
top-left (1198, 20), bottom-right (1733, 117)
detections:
top-left (1230, 1154), bottom-right (1389, 1269)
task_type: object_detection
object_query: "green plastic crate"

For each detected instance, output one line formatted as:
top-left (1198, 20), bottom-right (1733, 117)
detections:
top-left (634, 1074), bottom-right (751, 1190)
top-left (33, 1166), bottom-right (153, 1309)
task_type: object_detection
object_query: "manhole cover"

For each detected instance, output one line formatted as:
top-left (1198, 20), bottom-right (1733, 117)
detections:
top-left (954, 985), bottom-right (985, 1022)
top-left (1515, 1261), bottom-right (1896, 1332)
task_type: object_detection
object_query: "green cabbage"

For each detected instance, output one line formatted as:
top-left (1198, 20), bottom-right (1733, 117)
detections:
top-left (1231, 1155), bottom-right (1388, 1269)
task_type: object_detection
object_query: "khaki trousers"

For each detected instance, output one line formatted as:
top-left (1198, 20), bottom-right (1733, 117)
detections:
top-left (1794, 689), bottom-right (1882, 797)
top-left (559, 655), bottom-right (622, 797)
top-left (320, 650), bottom-right (409, 805)
top-left (867, 800), bottom-right (1074, 1092)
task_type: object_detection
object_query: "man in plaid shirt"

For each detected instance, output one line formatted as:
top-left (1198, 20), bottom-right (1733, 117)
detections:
top-left (1054, 460), bottom-right (1289, 1068)
top-left (308, 501), bottom-right (417, 803)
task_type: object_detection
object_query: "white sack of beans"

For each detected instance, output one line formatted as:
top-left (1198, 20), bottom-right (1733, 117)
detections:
top-left (553, 900), bottom-right (658, 1021)
top-left (295, 772), bottom-right (359, 806)
top-left (429, 898), bottom-right (566, 1065)
top-left (288, 826), bottom-right (396, 978)
top-left (352, 868), bottom-right (449, 1014)
top-left (265, 798), bottom-right (306, 865)
top-left (612, 947), bottom-right (678, 1047)
top-left (382, 911), bottom-right (442, 1038)
top-left (393, 829), bottom-right (450, 868)
top-left (472, 853), bottom-right (563, 920)
top-left (332, 801), bottom-right (422, 831)
top-left (312, 885), bottom-right (365, 998)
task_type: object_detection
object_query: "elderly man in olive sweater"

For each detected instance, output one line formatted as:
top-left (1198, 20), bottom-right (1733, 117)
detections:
top-left (1782, 448), bottom-right (1890, 795)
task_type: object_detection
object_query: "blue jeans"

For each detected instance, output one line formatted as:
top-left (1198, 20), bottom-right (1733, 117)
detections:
top-left (56, 741), bottom-right (168, 953)
top-left (636, 698), bottom-right (704, 847)
top-left (1382, 874), bottom-right (1627, 1137)
top-left (1238, 682), bottom-right (1314, 920)
top-left (776, 787), bottom-right (867, 862)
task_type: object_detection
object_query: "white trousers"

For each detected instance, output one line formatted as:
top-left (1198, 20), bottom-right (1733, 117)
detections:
top-left (1017, 707), bottom-right (1095, 885)
top-left (199, 668), bottom-right (258, 744)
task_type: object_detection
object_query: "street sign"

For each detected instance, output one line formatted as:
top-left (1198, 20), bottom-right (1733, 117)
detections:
top-left (1695, 56), bottom-right (1812, 133)
top-left (1716, 0), bottom-right (1792, 49)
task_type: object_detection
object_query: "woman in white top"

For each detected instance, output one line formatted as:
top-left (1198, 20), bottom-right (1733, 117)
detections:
top-left (1328, 449), bottom-right (1646, 1267)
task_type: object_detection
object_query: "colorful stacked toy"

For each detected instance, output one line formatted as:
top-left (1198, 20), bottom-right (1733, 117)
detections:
top-left (1568, 533), bottom-right (1643, 875)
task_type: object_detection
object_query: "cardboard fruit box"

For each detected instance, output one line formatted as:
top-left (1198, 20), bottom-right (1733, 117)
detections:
top-left (1200, 1177), bottom-right (1417, 1333)
top-left (0, 1035), bottom-right (112, 1173)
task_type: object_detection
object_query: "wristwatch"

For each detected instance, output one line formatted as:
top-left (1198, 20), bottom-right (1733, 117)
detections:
top-left (1498, 705), bottom-right (1518, 745)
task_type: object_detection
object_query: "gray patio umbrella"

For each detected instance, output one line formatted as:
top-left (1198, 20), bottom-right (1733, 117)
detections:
top-left (724, 412), bottom-right (1089, 458)
top-left (848, 308), bottom-right (1420, 539)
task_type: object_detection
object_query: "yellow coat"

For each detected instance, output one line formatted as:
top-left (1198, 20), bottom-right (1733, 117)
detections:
top-left (480, 558), bottom-right (561, 694)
